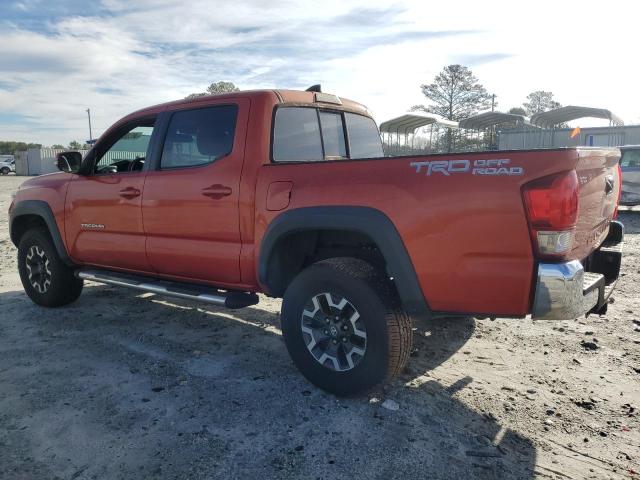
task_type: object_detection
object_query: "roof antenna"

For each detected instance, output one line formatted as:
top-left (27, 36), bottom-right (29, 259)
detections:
top-left (306, 84), bottom-right (322, 93)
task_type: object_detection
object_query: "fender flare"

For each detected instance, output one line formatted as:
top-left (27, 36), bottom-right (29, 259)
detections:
top-left (9, 199), bottom-right (75, 266)
top-left (258, 206), bottom-right (431, 317)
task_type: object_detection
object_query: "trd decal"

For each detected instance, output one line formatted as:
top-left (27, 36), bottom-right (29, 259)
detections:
top-left (410, 159), bottom-right (524, 176)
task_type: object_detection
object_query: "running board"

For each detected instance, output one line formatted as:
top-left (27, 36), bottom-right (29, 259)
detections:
top-left (76, 269), bottom-right (259, 309)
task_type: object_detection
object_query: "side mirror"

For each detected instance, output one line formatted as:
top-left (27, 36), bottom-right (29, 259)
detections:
top-left (56, 151), bottom-right (82, 173)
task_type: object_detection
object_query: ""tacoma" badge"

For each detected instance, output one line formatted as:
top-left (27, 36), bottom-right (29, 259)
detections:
top-left (80, 223), bottom-right (105, 229)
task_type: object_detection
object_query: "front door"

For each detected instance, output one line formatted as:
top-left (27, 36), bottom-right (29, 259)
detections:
top-left (142, 100), bottom-right (248, 285)
top-left (65, 117), bottom-right (157, 272)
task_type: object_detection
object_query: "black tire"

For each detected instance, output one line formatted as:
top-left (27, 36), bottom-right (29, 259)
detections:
top-left (17, 228), bottom-right (83, 307)
top-left (1, 167), bottom-right (9, 175)
top-left (281, 257), bottom-right (412, 396)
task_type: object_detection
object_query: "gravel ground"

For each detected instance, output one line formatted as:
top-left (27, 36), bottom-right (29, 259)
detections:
top-left (0, 174), bottom-right (638, 480)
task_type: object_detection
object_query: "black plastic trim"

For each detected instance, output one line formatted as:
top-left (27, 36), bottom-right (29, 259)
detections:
top-left (258, 206), bottom-right (431, 317)
top-left (9, 200), bottom-right (75, 266)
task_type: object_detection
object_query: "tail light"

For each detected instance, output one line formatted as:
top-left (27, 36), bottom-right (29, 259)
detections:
top-left (613, 163), bottom-right (622, 219)
top-left (522, 170), bottom-right (579, 259)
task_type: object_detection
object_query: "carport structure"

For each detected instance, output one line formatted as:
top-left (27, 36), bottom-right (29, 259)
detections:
top-left (457, 111), bottom-right (533, 151)
top-left (379, 112), bottom-right (458, 155)
top-left (529, 106), bottom-right (625, 148)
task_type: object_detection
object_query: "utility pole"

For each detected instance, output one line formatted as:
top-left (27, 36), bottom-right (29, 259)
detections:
top-left (86, 108), bottom-right (93, 142)
top-left (491, 94), bottom-right (496, 112)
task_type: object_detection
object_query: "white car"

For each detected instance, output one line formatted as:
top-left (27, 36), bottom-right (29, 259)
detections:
top-left (0, 157), bottom-right (15, 175)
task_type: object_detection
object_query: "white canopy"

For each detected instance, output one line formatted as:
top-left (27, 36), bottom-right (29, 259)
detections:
top-left (458, 111), bottom-right (531, 130)
top-left (531, 106), bottom-right (624, 128)
top-left (379, 112), bottom-right (459, 134)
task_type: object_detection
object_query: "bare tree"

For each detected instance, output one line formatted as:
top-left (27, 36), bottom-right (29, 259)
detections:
top-left (186, 81), bottom-right (240, 99)
top-left (412, 65), bottom-right (493, 121)
top-left (522, 91), bottom-right (561, 116)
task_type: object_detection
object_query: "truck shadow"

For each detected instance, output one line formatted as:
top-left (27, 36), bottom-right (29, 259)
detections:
top-left (0, 285), bottom-right (537, 479)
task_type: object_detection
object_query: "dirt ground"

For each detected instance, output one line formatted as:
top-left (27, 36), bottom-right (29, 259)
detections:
top-left (0, 174), bottom-right (638, 480)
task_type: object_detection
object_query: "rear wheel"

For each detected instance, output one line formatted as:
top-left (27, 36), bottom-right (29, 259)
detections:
top-left (281, 257), bottom-right (412, 396)
top-left (17, 228), bottom-right (83, 307)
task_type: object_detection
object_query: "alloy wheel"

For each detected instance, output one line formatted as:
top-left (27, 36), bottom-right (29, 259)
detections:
top-left (300, 292), bottom-right (367, 372)
top-left (25, 245), bottom-right (52, 293)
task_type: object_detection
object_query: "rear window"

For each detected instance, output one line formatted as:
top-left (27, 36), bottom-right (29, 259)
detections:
top-left (344, 113), bottom-right (384, 159)
top-left (272, 107), bottom-right (382, 162)
top-left (319, 111), bottom-right (346, 159)
top-left (272, 108), bottom-right (323, 162)
top-left (621, 149), bottom-right (640, 168)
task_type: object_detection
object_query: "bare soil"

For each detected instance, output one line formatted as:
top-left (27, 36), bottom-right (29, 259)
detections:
top-left (0, 175), bottom-right (638, 479)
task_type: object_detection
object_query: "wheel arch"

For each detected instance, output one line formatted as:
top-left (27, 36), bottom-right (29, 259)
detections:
top-left (10, 200), bottom-right (75, 267)
top-left (258, 206), bottom-right (431, 317)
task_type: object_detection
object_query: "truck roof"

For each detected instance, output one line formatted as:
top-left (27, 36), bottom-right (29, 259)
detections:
top-left (128, 89), bottom-right (371, 119)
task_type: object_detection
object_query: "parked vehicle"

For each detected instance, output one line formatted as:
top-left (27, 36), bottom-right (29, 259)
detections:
top-left (619, 145), bottom-right (640, 205)
top-left (8, 88), bottom-right (624, 395)
top-left (0, 157), bottom-right (15, 175)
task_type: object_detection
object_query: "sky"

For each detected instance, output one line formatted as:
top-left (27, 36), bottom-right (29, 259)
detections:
top-left (0, 0), bottom-right (638, 146)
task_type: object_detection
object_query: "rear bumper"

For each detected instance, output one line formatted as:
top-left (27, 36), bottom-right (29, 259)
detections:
top-left (531, 221), bottom-right (623, 320)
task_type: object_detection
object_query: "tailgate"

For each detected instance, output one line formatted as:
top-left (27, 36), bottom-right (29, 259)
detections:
top-left (571, 148), bottom-right (621, 260)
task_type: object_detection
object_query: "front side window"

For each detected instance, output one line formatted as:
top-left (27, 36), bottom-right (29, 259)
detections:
top-left (160, 105), bottom-right (238, 169)
top-left (345, 112), bottom-right (384, 159)
top-left (94, 122), bottom-right (155, 174)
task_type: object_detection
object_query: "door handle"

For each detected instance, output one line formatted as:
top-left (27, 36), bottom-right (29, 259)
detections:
top-left (202, 184), bottom-right (232, 199)
top-left (119, 187), bottom-right (141, 199)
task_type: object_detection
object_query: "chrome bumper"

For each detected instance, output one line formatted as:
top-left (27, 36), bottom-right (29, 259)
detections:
top-left (532, 221), bottom-right (624, 320)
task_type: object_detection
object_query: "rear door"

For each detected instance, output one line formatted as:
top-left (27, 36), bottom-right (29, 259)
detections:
top-left (65, 117), bottom-right (157, 271)
top-left (142, 99), bottom-right (249, 285)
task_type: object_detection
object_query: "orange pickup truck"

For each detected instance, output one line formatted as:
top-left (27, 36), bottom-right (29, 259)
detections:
top-left (8, 88), bottom-right (624, 394)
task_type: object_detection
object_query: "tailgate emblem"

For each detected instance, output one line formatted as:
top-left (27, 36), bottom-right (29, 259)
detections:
top-left (604, 175), bottom-right (615, 195)
top-left (604, 175), bottom-right (614, 195)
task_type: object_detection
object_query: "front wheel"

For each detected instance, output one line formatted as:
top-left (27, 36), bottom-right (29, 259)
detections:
top-left (1, 167), bottom-right (9, 175)
top-left (17, 228), bottom-right (83, 307)
top-left (281, 257), bottom-right (412, 396)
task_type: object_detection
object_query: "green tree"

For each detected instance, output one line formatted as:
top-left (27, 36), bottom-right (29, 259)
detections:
top-left (0, 141), bottom-right (41, 154)
top-left (412, 65), bottom-right (492, 152)
top-left (522, 91), bottom-right (561, 116)
top-left (508, 107), bottom-right (527, 116)
top-left (412, 65), bottom-right (493, 121)
top-left (186, 81), bottom-right (240, 99)
top-left (68, 140), bottom-right (83, 150)
top-left (51, 144), bottom-right (65, 149)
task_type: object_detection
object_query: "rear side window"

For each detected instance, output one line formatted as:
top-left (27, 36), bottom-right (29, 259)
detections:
top-left (345, 112), bottom-right (384, 159)
top-left (160, 105), bottom-right (238, 169)
top-left (273, 108), bottom-right (323, 162)
top-left (272, 107), bottom-right (383, 162)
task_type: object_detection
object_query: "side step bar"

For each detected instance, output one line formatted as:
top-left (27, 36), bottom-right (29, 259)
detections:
top-left (77, 269), bottom-right (259, 309)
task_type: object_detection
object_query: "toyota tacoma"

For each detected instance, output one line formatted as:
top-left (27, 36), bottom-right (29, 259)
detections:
top-left (8, 88), bottom-right (624, 395)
